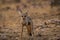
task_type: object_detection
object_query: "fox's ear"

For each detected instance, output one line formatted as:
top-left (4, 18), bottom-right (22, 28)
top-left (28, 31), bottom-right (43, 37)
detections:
top-left (16, 6), bottom-right (22, 13)
top-left (26, 12), bottom-right (27, 14)
top-left (25, 12), bottom-right (28, 15)
top-left (25, 9), bottom-right (29, 15)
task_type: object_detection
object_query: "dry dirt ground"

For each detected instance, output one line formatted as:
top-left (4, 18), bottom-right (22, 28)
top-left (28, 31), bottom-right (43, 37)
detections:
top-left (0, 0), bottom-right (60, 40)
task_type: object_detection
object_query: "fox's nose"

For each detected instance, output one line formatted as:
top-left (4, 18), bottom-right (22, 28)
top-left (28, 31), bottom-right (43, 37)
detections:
top-left (23, 18), bottom-right (25, 20)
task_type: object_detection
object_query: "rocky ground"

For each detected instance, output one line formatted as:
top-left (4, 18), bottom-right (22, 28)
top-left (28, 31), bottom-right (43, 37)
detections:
top-left (0, 0), bottom-right (60, 40)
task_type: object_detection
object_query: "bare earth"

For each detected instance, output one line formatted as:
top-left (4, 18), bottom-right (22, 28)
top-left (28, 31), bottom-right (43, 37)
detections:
top-left (0, 0), bottom-right (60, 40)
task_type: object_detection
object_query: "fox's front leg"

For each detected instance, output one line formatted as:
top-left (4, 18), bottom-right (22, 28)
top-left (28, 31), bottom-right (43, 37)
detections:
top-left (27, 25), bottom-right (32, 36)
top-left (21, 24), bottom-right (24, 40)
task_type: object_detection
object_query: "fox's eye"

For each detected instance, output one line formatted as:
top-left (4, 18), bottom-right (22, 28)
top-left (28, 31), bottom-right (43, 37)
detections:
top-left (24, 16), bottom-right (26, 17)
top-left (22, 16), bottom-right (23, 17)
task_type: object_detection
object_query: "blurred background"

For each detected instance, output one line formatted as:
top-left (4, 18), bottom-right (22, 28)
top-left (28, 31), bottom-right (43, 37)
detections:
top-left (0, 0), bottom-right (60, 40)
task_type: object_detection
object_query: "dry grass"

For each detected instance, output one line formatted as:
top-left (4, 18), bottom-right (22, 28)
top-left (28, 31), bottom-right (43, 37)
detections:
top-left (0, 0), bottom-right (60, 40)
